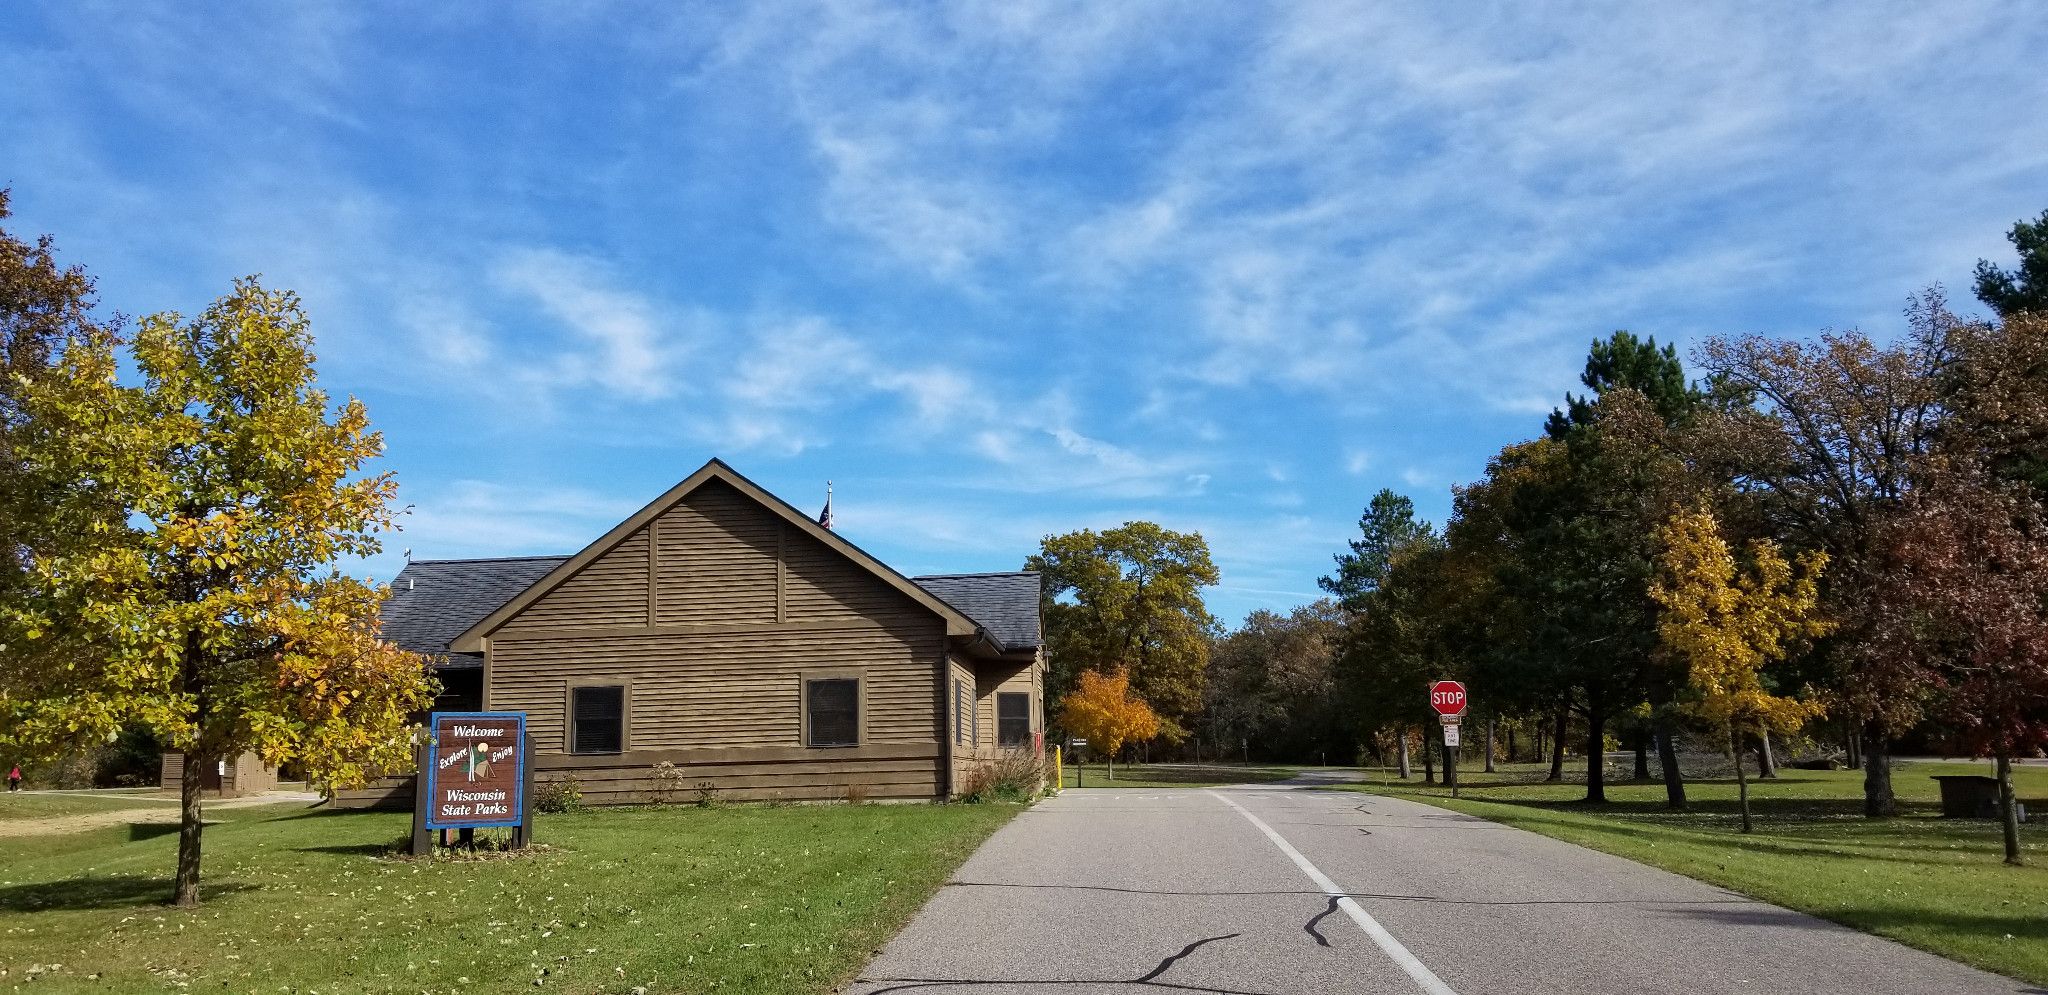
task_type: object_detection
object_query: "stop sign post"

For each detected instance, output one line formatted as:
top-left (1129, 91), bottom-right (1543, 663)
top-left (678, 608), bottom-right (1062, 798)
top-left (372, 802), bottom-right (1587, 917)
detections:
top-left (1431, 680), bottom-right (1467, 798)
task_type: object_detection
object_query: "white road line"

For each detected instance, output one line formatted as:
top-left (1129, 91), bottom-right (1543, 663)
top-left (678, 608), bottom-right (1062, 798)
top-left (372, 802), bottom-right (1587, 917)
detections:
top-left (1209, 790), bottom-right (1458, 995)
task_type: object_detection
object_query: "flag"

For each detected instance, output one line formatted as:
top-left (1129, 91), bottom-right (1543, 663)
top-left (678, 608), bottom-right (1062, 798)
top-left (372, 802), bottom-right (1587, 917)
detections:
top-left (817, 480), bottom-right (833, 529)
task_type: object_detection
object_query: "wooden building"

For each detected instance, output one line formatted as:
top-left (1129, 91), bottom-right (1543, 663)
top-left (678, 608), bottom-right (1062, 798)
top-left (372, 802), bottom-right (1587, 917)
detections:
top-left (343, 459), bottom-right (1044, 807)
top-left (160, 751), bottom-right (276, 798)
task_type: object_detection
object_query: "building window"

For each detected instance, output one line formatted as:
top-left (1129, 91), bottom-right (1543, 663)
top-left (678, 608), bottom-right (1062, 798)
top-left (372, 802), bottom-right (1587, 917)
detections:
top-left (954, 679), bottom-right (969, 745)
top-left (570, 685), bottom-right (625, 754)
top-left (997, 692), bottom-right (1031, 748)
top-left (807, 678), bottom-right (860, 748)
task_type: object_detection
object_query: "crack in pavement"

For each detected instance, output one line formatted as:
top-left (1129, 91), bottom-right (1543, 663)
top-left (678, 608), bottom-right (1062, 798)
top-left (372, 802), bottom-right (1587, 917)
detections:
top-left (943, 880), bottom-right (1757, 906)
top-left (855, 932), bottom-right (1265, 994)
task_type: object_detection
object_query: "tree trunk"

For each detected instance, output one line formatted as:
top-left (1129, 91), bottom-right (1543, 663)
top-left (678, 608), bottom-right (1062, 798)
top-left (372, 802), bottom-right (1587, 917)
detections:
top-left (1422, 731), bottom-right (1435, 784)
top-left (1547, 709), bottom-right (1567, 782)
top-left (1507, 725), bottom-right (1518, 765)
top-left (1845, 727), bottom-right (1861, 769)
top-left (173, 749), bottom-right (208, 907)
top-left (1397, 728), bottom-right (1411, 779)
top-left (1633, 733), bottom-right (1651, 781)
top-left (1861, 725), bottom-right (1896, 818)
top-left (1484, 719), bottom-right (1497, 774)
top-left (1998, 754), bottom-right (2022, 866)
top-left (1655, 718), bottom-right (1687, 811)
top-left (1731, 728), bottom-right (1752, 834)
top-left (1584, 703), bottom-right (1607, 804)
top-left (1756, 731), bottom-right (1778, 779)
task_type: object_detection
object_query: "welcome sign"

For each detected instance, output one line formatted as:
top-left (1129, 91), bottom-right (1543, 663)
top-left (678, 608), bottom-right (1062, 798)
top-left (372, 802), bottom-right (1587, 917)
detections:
top-left (423, 712), bottom-right (527, 830)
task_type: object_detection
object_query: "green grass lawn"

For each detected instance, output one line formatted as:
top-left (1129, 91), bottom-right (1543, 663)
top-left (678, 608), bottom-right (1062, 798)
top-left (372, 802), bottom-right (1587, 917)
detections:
top-left (0, 790), bottom-right (169, 821)
top-left (1346, 759), bottom-right (2048, 985)
top-left (1058, 762), bottom-right (1299, 788)
top-left (0, 799), bottom-right (1017, 993)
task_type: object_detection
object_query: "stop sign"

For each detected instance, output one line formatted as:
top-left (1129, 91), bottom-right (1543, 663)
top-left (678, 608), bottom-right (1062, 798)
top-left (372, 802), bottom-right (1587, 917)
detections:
top-left (1430, 680), bottom-right (1467, 716)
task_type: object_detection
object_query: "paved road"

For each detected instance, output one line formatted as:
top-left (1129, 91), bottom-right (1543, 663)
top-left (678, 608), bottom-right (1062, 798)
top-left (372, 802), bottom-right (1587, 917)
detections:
top-left (848, 776), bottom-right (2035, 995)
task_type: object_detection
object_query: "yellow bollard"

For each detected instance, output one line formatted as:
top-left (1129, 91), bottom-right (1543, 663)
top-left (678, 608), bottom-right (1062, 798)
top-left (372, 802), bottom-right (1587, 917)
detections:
top-left (1052, 746), bottom-right (1063, 795)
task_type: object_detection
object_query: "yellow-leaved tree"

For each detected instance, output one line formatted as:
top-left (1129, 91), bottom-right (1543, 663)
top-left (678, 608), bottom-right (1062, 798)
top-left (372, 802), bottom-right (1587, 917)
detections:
top-left (1650, 506), bottom-right (1831, 833)
top-left (1058, 668), bottom-right (1158, 781)
top-left (0, 278), bottom-right (435, 905)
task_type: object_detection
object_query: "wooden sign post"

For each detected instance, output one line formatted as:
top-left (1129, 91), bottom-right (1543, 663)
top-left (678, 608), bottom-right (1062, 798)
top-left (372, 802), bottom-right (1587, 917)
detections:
top-left (412, 711), bottom-right (531, 856)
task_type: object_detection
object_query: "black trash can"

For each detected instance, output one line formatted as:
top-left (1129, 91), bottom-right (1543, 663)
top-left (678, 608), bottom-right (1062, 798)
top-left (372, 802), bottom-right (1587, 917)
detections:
top-left (1931, 774), bottom-right (2002, 819)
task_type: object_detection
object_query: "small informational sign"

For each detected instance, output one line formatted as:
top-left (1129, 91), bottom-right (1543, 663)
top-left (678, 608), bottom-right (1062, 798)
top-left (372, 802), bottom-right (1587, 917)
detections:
top-left (1430, 680), bottom-right (1468, 717)
top-left (1443, 725), bottom-right (1462, 748)
top-left (424, 712), bottom-right (526, 830)
top-left (1068, 738), bottom-right (1088, 749)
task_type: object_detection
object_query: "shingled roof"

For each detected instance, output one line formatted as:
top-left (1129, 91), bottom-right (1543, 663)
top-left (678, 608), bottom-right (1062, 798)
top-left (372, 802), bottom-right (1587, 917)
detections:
top-left (382, 556), bottom-right (568, 668)
top-left (381, 559), bottom-right (1042, 661)
top-left (912, 571), bottom-right (1043, 652)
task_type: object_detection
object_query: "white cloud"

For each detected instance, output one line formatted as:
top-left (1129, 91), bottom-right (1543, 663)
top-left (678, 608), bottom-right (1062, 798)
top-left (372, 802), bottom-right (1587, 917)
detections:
top-left (391, 480), bottom-right (645, 561)
top-left (492, 248), bottom-right (680, 401)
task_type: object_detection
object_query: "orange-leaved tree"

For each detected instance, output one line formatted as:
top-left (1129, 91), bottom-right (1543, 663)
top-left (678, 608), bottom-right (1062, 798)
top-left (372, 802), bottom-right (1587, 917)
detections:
top-left (1, 277), bottom-right (435, 905)
top-left (1650, 506), bottom-right (1831, 833)
top-left (1058, 668), bottom-right (1158, 781)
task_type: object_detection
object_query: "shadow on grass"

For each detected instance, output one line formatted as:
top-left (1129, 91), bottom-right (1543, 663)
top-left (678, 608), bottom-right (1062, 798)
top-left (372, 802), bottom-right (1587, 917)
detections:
top-left (1671, 902), bottom-right (2048, 945)
top-left (293, 838), bottom-right (408, 857)
top-left (1407, 797), bottom-right (2032, 868)
top-left (0, 875), bottom-right (255, 912)
top-left (127, 822), bottom-right (180, 843)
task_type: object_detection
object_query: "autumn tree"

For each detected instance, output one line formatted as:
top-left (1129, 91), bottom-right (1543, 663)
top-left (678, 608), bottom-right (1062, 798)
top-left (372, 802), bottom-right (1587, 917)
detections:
top-left (0, 193), bottom-right (127, 726)
top-left (1058, 668), bottom-right (1159, 780)
top-left (1320, 489), bottom-right (1435, 613)
top-left (1651, 507), bottom-right (1830, 833)
top-left (1694, 301), bottom-right (1952, 816)
top-left (1028, 522), bottom-right (1218, 738)
top-left (0, 278), bottom-right (436, 906)
top-left (1869, 312), bottom-right (2048, 862)
top-left (1874, 475), bottom-right (2048, 864)
top-left (1204, 600), bottom-right (1346, 764)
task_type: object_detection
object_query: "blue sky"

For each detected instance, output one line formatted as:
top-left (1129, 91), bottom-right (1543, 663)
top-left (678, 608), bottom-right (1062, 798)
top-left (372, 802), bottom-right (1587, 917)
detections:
top-left (5, 3), bottom-right (2046, 625)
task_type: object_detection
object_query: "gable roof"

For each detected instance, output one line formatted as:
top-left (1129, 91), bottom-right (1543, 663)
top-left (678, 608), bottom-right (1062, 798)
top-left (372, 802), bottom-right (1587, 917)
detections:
top-left (913, 572), bottom-right (1042, 652)
top-left (446, 459), bottom-right (988, 653)
top-left (382, 555), bottom-right (567, 668)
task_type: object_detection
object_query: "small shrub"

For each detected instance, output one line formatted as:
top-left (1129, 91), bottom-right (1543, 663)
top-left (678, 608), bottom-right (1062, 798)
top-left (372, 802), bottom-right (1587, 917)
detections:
top-left (534, 776), bottom-right (582, 814)
top-left (843, 782), bottom-right (871, 805)
top-left (692, 781), bottom-right (721, 808)
top-left (650, 761), bottom-right (687, 805)
top-left (959, 749), bottom-right (1048, 803)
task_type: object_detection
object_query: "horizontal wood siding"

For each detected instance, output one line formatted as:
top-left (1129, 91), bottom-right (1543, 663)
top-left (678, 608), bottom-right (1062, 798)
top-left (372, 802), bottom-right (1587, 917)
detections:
top-left (473, 473), bottom-right (961, 805)
top-left (785, 528), bottom-right (920, 622)
top-left (492, 619), bottom-right (944, 752)
top-left (330, 776), bottom-right (413, 810)
top-left (329, 746), bottom-right (941, 808)
top-left (536, 744), bottom-right (939, 804)
top-left (654, 481), bottom-right (779, 625)
top-left (503, 529), bottom-right (650, 631)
